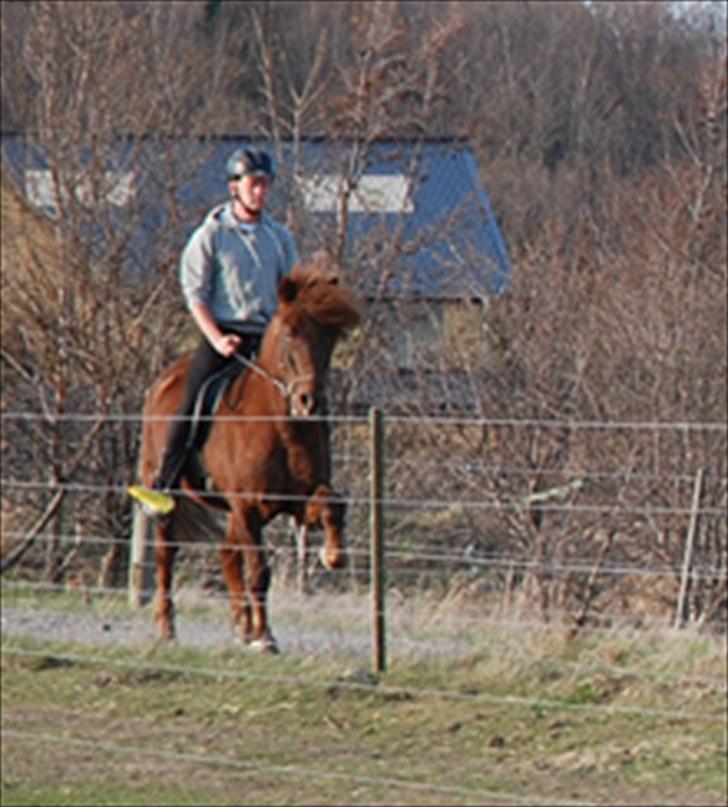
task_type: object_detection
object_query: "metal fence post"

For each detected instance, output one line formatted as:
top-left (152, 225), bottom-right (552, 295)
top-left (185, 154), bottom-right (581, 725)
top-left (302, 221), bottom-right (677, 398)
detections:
top-left (370, 406), bottom-right (386, 673)
top-left (674, 467), bottom-right (704, 628)
top-left (128, 504), bottom-right (155, 608)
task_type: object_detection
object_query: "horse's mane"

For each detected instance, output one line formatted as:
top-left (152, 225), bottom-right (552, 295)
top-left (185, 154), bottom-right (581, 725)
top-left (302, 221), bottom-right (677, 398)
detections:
top-left (287, 258), bottom-right (361, 332)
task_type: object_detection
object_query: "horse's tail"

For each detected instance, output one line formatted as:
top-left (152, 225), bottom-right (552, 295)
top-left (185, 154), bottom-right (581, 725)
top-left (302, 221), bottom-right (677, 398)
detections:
top-left (128, 483), bottom-right (226, 609)
top-left (168, 496), bottom-right (227, 544)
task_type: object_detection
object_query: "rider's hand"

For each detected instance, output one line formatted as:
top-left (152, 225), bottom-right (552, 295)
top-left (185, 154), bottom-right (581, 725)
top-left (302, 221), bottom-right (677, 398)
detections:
top-left (214, 333), bottom-right (242, 357)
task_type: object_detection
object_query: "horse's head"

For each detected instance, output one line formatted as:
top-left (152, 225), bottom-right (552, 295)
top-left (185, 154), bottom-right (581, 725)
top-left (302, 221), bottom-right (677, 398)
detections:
top-left (259, 262), bottom-right (361, 417)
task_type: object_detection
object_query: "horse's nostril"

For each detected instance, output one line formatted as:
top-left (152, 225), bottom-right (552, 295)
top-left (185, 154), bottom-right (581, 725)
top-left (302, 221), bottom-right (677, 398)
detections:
top-left (290, 391), bottom-right (317, 417)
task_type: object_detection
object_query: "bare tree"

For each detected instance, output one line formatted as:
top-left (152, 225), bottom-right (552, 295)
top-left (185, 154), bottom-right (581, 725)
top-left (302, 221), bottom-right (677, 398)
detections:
top-left (2, 1), bottom-right (725, 627)
top-left (1, 1), bottom-right (241, 582)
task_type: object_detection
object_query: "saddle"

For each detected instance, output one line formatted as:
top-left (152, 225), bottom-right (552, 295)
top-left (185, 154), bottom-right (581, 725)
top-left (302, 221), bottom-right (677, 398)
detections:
top-left (186, 361), bottom-right (242, 451)
top-left (181, 337), bottom-right (260, 496)
top-left (180, 353), bottom-right (251, 499)
top-left (187, 333), bottom-right (261, 451)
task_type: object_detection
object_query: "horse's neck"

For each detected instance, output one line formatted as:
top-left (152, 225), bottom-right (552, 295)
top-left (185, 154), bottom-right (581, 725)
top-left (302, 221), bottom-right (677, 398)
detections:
top-left (227, 367), bottom-right (287, 417)
top-left (228, 353), bottom-right (329, 486)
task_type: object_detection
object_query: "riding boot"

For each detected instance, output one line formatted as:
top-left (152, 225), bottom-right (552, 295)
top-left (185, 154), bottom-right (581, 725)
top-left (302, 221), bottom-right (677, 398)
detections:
top-left (151, 396), bottom-right (199, 491)
top-left (150, 452), bottom-right (182, 495)
top-left (128, 429), bottom-right (189, 517)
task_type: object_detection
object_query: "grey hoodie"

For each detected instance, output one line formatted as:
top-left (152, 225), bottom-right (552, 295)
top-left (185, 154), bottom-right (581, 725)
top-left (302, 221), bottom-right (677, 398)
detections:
top-left (179, 202), bottom-right (299, 334)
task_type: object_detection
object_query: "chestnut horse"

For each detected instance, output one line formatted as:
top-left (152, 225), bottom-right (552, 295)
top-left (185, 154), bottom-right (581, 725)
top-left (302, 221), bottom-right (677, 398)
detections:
top-left (136, 262), bottom-right (360, 651)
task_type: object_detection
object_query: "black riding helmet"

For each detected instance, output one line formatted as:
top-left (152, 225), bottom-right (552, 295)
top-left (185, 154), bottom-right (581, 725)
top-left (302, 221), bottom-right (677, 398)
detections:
top-left (226, 147), bottom-right (276, 182)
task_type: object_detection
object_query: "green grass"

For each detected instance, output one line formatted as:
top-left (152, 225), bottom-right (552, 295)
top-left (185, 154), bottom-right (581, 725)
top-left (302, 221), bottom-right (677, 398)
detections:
top-left (2, 585), bottom-right (727, 806)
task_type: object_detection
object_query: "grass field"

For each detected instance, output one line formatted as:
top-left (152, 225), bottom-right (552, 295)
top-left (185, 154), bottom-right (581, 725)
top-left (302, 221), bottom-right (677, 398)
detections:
top-left (1, 584), bottom-right (726, 806)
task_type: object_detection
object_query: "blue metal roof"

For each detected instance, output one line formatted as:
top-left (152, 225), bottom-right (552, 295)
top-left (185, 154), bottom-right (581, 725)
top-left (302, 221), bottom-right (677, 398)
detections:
top-left (1, 135), bottom-right (511, 299)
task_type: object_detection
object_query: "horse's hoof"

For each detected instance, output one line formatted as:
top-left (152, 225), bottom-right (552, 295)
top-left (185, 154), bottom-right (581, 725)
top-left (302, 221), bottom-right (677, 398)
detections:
top-left (155, 621), bottom-right (176, 642)
top-left (232, 631), bottom-right (253, 647)
top-left (248, 634), bottom-right (280, 654)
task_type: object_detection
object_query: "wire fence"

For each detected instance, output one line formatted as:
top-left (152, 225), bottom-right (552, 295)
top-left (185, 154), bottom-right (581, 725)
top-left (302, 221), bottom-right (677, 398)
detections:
top-left (2, 410), bottom-right (726, 805)
top-left (1, 409), bottom-right (726, 629)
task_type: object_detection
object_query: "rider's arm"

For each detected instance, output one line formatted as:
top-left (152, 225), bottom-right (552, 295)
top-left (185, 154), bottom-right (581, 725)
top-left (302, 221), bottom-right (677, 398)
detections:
top-left (180, 211), bottom-right (240, 358)
top-left (190, 301), bottom-right (240, 358)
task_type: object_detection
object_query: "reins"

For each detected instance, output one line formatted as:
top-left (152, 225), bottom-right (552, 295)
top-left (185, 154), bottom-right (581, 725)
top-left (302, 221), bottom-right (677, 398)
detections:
top-left (233, 350), bottom-right (314, 405)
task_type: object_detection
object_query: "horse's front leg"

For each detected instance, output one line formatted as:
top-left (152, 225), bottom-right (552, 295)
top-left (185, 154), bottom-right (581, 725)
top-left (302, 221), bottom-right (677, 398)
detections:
top-left (237, 509), bottom-right (278, 653)
top-left (220, 536), bottom-right (252, 645)
top-left (306, 484), bottom-right (347, 571)
top-left (154, 523), bottom-right (178, 641)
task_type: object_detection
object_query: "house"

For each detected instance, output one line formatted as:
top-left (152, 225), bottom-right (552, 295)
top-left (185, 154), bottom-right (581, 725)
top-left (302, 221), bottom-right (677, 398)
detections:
top-left (1, 134), bottom-right (511, 371)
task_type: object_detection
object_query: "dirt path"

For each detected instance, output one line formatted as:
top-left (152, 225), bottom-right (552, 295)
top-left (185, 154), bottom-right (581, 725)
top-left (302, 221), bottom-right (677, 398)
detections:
top-left (1, 584), bottom-right (470, 662)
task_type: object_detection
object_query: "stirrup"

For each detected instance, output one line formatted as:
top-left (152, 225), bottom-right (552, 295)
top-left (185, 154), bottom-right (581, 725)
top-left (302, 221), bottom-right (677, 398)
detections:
top-left (127, 485), bottom-right (176, 516)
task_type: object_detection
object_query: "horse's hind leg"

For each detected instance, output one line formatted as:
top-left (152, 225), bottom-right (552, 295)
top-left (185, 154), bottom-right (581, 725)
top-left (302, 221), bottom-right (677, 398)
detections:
top-left (154, 523), bottom-right (178, 641)
top-left (220, 541), bottom-right (252, 645)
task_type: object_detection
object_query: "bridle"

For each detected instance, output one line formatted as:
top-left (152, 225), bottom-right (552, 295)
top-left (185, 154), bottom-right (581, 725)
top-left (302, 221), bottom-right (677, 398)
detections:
top-left (233, 331), bottom-right (316, 411)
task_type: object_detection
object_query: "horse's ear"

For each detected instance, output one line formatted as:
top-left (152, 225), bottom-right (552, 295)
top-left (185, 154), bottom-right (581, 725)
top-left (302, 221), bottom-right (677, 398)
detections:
top-left (279, 275), bottom-right (298, 303)
top-left (310, 249), bottom-right (341, 284)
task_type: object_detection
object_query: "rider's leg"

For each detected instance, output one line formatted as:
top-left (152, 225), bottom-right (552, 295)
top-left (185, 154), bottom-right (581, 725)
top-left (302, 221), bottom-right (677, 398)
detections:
top-left (130, 332), bottom-right (262, 514)
top-left (152, 337), bottom-right (229, 493)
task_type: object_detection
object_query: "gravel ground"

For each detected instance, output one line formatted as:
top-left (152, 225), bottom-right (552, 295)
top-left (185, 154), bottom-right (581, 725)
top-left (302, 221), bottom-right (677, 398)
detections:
top-left (1, 602), bottom-right (370, 658)
top-left (1, 586), bottom-right (472, 663)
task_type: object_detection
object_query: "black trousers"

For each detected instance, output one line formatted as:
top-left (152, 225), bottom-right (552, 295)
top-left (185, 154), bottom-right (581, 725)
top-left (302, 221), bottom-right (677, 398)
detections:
top-left (154, 332), bottom-right (261, 491)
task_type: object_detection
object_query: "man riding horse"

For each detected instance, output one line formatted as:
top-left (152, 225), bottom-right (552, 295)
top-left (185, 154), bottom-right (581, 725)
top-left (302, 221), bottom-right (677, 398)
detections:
top-left (129, 146), bottom-right (299, 516)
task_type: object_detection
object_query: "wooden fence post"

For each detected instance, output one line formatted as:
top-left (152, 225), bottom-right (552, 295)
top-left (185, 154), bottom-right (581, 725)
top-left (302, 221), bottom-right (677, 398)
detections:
top-left (674, 467), bottom-right (704, 628)
top-left (370, 406), bottom-right (386, 673)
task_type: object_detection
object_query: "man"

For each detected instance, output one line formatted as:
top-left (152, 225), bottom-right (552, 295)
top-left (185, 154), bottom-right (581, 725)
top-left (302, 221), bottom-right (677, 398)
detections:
top-left (129, 146), bottom-right (299, 516)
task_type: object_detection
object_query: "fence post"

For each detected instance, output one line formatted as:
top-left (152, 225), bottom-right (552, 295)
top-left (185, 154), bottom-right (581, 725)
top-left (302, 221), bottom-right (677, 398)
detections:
top-left (674, 467), bottom-right (704, 629)
top-left (128, 504), bottom-right (155, 608)
top-left (369, 406), bottom-right (386, 673)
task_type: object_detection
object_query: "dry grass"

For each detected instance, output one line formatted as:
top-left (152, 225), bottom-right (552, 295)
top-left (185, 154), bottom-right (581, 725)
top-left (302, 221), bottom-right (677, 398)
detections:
top-left (3, 579), bottom-right (726, 805)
